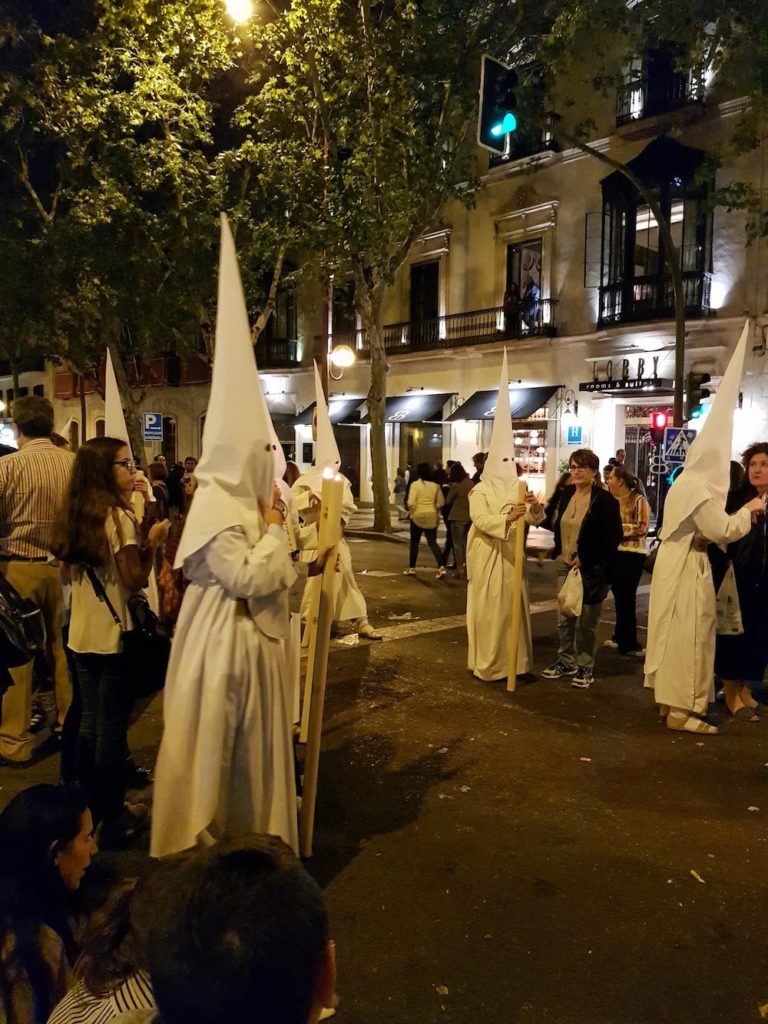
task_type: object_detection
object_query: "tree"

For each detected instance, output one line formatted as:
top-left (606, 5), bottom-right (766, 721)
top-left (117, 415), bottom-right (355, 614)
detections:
top-left (509, 0), bottom-right (768, 424)
top-left (247, 0), bottom-right (519, 530)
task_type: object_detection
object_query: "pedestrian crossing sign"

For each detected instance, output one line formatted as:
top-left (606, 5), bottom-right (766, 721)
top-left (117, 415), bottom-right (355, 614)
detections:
top-left (662, 426), bottom-right (697, 465)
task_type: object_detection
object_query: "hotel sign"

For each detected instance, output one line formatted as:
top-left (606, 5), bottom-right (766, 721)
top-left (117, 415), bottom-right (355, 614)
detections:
top-left (579, 355), bottom-right (672, 394)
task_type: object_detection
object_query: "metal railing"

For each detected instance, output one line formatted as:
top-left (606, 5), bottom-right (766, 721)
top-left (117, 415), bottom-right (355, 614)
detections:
top-left (315, 300), bottom-right (558, 359)
top-left (616, 67), bottom-right (704, 126)
top-left (599, 271), bottom-right (712, 326)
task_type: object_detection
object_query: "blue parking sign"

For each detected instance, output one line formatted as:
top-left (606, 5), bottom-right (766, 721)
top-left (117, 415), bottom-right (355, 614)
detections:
top-left (567, 425), bottom-right (582, 445)
top-left (142, 413), bottom-right (163, 442)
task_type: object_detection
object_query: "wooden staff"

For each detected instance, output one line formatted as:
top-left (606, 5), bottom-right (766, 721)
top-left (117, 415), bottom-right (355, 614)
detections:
top-left (298, 470), bottom-right (344, 858)
top-left (506, 480), bottom-right (527, 692)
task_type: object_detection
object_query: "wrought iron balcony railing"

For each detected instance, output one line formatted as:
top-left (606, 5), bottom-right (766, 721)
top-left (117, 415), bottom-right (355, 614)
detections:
top-left (598, 271), bottom-right (712, 327)
top-left (616, 67), bottom-right (704, 127)
top-left (315, 300), bottom-right (558, 359)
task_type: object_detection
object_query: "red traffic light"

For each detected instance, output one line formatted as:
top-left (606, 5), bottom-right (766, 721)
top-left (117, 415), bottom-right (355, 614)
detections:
top-left (651, 410), bottom-right (668, 430)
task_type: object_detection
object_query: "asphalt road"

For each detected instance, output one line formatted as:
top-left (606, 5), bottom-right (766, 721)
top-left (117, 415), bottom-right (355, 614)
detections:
top-left (3, 536), bottom-right (768, 1024)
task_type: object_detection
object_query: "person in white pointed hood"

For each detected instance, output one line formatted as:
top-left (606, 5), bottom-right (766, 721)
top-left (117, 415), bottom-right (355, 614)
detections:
top-left (465, 351), bottom-right (545, 681)
top-left (292, 362), bottom-right (382, 641)
top-left (644, 321), bottom-right (764, 735)
top-left (151, 216), bottom-right (299, 857)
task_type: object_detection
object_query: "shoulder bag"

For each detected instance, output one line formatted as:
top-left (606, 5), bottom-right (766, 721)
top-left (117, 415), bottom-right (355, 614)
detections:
top-left (0, 572), bottom-right (46, 668)
top-left (85, 567), bottom-right (170, 697)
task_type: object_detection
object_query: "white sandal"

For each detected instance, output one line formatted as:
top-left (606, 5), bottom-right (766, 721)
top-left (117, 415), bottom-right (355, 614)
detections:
top-left (666, 713), bottom-right (718, 735)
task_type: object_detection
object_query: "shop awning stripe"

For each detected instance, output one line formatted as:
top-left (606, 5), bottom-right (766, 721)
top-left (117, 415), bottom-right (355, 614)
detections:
top-left (446, 384), bottom-right (560, 422)
top-left (360, 392), bottom-right (456, 424)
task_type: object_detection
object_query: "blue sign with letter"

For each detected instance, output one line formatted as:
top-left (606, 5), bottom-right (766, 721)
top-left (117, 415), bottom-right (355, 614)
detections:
top-left (566, 425), bottom-right (583, 445)
top-left (142, 412), bottom-right (163, 443)
top-left (663, 426), bottom-right (697, 465)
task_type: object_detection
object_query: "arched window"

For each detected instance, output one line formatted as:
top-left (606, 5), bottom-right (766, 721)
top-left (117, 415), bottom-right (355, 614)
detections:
top-left (597, 138), bottom-right (712, 327)
top-left (95, 418), bottom-right (105, 438)
top-left (198, 414), bottom-right (206, 452)
top-left (68, 420), bottom-right (80, 451)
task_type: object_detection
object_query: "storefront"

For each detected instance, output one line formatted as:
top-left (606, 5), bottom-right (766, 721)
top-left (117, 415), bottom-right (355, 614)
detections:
top-left (446, 384), bottom-right (559, 490)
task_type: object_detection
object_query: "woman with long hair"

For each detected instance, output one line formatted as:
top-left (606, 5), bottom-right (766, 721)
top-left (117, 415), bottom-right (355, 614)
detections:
top-left (444, 462), bottom-right (473, 578)
top-left (404, 463), bottom-right (446, 578)
top-left (0, 784), bottom-right (96, 1024)
top-left (605, 464), bottom-right (650, 657)
top-left (50, 438), bottom-right (169, 847)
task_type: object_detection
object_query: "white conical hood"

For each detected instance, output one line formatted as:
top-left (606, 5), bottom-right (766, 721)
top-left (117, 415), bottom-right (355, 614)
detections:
top-left (175, 214), bottom-right (277, 568)
top-left (313, 360), bottom-right (341, 473)
top-left (484, 349), bottom-right (519, 487)
top-left (105, 349), bottom-right (132, 457)
top-left (662, 319), bottom-right (751, 537)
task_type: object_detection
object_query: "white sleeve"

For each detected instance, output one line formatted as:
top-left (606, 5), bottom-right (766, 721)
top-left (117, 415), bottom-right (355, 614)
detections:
top-left (691, 500), bottom-right (751, 546)
top-left (469, 488), bottom-right (509, 541)
top-left (203, 526), bottom-right (297, 600)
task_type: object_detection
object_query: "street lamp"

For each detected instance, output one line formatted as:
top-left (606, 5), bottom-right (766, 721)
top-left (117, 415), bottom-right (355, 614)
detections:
top-left (224, 0), bottom-right (254, 23)
top-left (329, 344), bottom-right (356, 381)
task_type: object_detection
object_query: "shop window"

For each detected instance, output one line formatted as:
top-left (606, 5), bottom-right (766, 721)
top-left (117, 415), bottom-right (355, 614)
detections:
top-left (593, 137), bottom-right (712, 327)
top-left (161, 416), bottom-right (177, 464)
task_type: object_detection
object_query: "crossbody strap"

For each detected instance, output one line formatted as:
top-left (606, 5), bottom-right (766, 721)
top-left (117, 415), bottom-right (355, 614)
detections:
top-left (84, 565), bottom-right (125, 632)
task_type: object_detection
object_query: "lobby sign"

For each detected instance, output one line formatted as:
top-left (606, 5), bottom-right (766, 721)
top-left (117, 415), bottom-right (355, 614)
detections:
top-left (579, 355), bottom-right (671, 394)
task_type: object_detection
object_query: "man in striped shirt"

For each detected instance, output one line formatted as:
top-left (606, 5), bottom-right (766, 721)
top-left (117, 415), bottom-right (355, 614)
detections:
top-left (0, 395), bottom-right (75, 764)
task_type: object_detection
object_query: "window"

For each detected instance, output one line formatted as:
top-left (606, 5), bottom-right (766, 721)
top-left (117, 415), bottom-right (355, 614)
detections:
top-left (596, 138), bottom-right (712, 326)
top-left (32, 385), bottom-right (44, 397)
top-left (68, 420), bottom-right (80, 451)
top-left (409, 261), bottom-right (440, 346)
top-left (617, 45), bottom-right (704, 126)
top-left (95, 418), bottom-right (105, 438)
top-left (332, 280), bottom-right (357, 335)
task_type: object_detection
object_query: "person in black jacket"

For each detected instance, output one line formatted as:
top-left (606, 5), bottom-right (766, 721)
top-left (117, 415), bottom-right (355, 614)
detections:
top-left (542, 449), bottom-right (623, 688)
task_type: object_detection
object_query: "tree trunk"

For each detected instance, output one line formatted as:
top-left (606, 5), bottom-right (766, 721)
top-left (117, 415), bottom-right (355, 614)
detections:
top-left (367, 323), bottom-right (392, 532)
top-left (106, 338), bottom-right (147, 463)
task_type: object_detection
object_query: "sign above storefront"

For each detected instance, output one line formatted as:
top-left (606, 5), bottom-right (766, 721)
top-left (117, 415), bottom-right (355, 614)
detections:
top-left (580, 355), bottom-right (673, 395)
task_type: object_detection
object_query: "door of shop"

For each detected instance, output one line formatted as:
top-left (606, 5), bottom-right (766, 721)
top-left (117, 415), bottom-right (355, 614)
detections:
top-left (625, 424), bottom-right (660, 526)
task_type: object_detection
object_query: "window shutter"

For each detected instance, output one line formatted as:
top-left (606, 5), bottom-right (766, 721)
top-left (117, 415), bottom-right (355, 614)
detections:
top-left (583, 211), bottom-right (603, 288)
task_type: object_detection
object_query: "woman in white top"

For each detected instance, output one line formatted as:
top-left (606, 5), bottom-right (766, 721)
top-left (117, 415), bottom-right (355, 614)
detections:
top-left (605, 465), bottom-right (650, 657)
top-left (51, 438), bottom-right (169, 846)
top-left (404, 463), bottom-right (446, 578)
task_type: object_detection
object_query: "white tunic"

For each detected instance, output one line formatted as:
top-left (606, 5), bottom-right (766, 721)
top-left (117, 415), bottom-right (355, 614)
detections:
top-left (644, 499), bottom-right (751, 714)
top-left (293, 475), bottom-right (368, 625)
top-left (150, 524), bottom-right (299, 858)
top-left (466, 484), bottom-right (544, 681)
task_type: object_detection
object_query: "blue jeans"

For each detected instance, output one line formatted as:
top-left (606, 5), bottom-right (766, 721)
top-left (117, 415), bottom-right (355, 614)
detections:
top-left (73, 652), bottom-right (133, 823)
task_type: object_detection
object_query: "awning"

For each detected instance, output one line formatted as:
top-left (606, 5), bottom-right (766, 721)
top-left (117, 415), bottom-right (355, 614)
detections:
top-left (292, 399), bottom-right (364, 426)
top-left (361, 392), bottom-right (455, 424)
top-left (446, 385), bottom-right (560, 422)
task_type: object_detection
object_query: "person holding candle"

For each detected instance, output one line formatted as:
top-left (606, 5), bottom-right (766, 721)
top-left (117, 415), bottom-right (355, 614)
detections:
top-left (292, 363), bottom-right (382, 641)
top-left (466, 351), bottom-right (545, 682)
top-left (151, 217), bottom-right (299, 857)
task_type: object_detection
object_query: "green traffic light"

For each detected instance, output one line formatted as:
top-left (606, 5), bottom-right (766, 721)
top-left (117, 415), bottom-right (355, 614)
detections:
top-left (490, 112), bottom-right (517, 137)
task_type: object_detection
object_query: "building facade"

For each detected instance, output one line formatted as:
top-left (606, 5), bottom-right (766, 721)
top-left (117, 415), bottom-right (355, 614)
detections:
top-left (5, 51), bottom-right (767, 509)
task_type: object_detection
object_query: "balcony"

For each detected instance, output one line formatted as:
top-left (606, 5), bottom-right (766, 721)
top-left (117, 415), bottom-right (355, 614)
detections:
top-left (598, 271), bottom-right (712, 327)
top-left (616, 63), bottom-right (704, 133)
top-left (315, 301), bottom-right (557, 360)
top-left (257, 338), bottom-right (300, 369)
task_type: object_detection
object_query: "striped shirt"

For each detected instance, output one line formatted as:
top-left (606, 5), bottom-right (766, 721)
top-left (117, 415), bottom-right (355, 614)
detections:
top-left (0, 438), bottom-right (74, 559)
top-left (47, 971), bottom-right (155, 1024)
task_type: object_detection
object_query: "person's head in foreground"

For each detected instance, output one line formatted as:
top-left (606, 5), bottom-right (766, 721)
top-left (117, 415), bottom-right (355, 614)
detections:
top-left (147, 836), bottom-right (336, 1024)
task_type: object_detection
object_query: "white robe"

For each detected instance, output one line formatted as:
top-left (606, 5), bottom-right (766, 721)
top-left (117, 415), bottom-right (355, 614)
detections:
top-left (466, 485), bottom-right (545, 681)
top-left (150, 525), bottom-right (299, 858)
top-left (644, 499), bottom-right (751, 714)
top-left (293, 475), bottom-right (368, 625)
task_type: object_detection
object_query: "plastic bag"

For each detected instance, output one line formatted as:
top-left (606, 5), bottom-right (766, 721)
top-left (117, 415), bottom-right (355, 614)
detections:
top-left (716, 563), bottom-right (743, 635)
top-left (558, 567), bottom-right (583, 619)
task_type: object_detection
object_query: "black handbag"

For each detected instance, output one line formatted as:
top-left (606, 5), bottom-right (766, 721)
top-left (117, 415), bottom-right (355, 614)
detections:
top-left (0, 571), bottom-right (46, 668)
top-left (85, 567), bottom-right (171, 698)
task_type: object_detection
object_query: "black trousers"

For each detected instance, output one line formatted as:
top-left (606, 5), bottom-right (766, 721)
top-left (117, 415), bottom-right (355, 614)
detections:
top-left (409, 523), bottom-right (443, 568)
top-left (611, 552), bottom-right (645, 653)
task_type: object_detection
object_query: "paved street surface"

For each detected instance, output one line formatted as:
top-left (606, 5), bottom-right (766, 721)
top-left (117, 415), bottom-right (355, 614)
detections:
top-left (3, 536), bottom-right (768, 1024)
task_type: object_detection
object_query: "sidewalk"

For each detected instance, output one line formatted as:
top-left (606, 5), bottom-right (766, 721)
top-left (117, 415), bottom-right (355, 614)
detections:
top-left (346, 505), bottom-right (555, 554)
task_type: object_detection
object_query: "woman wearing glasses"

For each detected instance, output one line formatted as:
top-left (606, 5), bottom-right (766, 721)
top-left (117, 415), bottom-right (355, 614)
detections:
top-left (51, 438), bottom-right (169, 846)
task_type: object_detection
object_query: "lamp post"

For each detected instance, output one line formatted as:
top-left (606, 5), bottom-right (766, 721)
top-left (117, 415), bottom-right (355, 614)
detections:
top-left (224, 0), bottom-right (254, 22)
top-left (328, 344), bottom-right (356, 381)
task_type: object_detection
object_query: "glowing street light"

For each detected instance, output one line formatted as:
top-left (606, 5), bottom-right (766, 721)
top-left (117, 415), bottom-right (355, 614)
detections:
top-left (329, 344), bottom-right (356, 369)
top-left (224, 0), bottom-right (254, 23)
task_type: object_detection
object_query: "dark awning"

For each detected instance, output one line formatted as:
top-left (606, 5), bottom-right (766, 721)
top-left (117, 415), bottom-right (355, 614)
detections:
top-left (291, 399), bottom-right (364, 426)
top-left (361, 392), bottom-right (455, 424)
top-left (446, 385), bottom-right (560, 422)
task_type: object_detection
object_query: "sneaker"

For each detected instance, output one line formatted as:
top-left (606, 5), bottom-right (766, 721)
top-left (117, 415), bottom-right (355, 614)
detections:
top-left (541, 659), bottom-right (578, 679)
top-left (436, 566), bottom-right (447, 579)
top-left (571, 667), bottom-right (594, 689)
top-left (602, 639), bottom-right (619, 649)
top-left (403, 567), bottom-right (416, 576)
